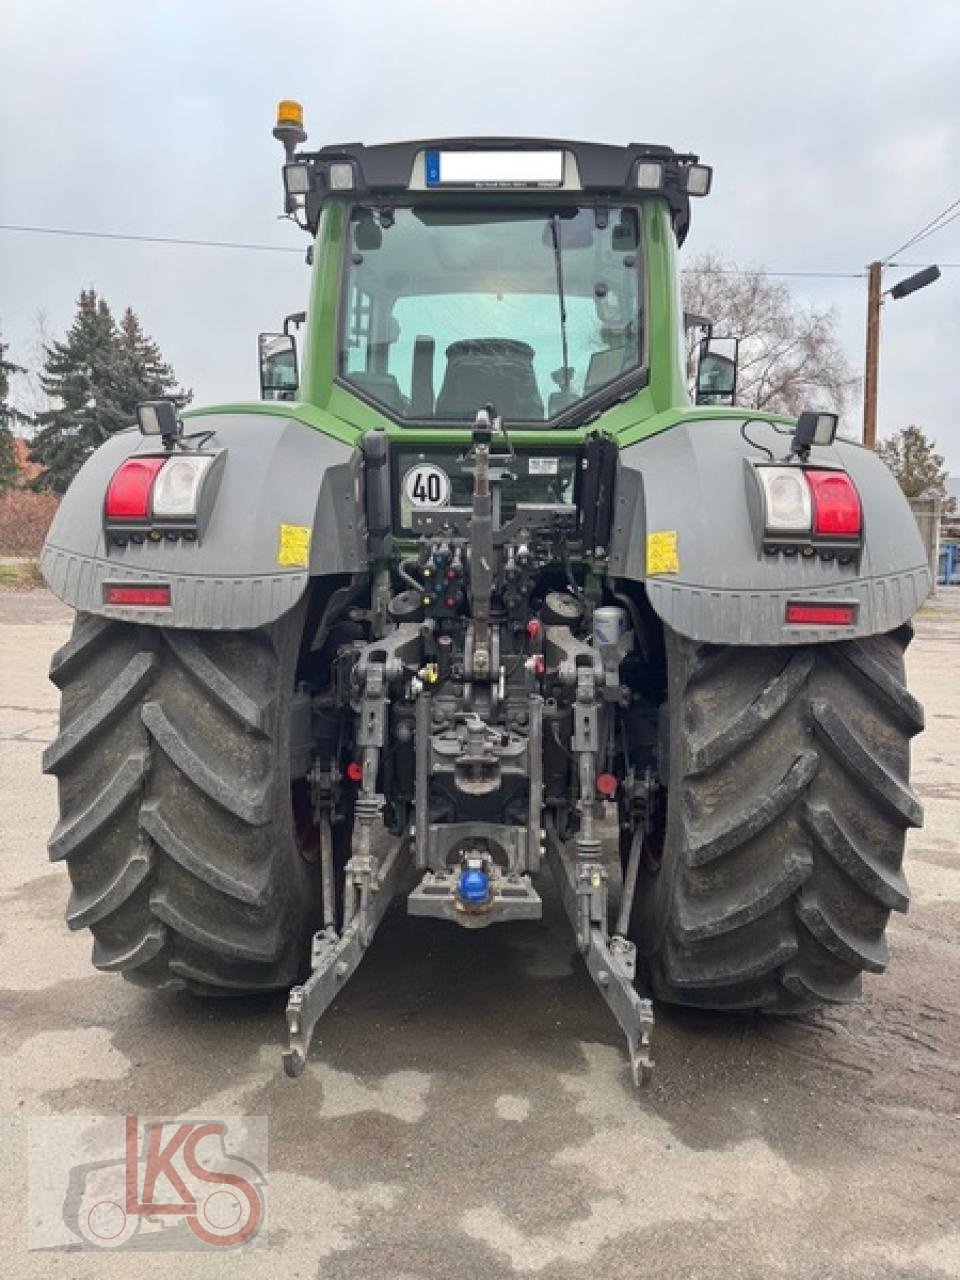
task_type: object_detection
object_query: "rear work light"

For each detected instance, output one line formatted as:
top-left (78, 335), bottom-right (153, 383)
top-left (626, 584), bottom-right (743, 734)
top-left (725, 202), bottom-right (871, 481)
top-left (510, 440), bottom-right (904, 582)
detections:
top-left (104, 584), bottom-right (171, 606)
top-left (804, 469), bottom-right (862, 536)
top-left (104, 457), bottom-right (166, 520)
top-left (785, 603), bottom-right (856, 625)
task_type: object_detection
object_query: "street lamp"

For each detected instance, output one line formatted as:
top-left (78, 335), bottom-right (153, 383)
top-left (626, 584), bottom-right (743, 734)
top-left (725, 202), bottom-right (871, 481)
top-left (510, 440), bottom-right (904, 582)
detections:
top-left (862, 262), bottom-right (941, 449)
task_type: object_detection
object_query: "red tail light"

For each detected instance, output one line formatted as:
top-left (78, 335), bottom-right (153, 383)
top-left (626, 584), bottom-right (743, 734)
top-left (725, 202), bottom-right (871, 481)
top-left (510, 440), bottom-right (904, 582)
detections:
top-left (785, 602), bottom-right (855, 625)
top-left (805, 470), bottom-right (861, 536)
top-left (104, 584), bottom-right (171, 606)
top-left (104, 457), bottom-right (166, 519)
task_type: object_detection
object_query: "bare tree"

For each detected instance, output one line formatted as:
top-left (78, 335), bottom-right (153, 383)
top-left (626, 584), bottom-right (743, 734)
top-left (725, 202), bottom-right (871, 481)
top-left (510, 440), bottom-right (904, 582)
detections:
top-left (682, 252), bottom-right (858, 416)
top-left (8, 311), bottom-right (56, 433)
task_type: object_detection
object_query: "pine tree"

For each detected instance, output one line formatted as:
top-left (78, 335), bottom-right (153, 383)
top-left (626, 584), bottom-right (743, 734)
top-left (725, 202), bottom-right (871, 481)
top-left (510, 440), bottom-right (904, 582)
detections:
top-left (0, 332), bottom-right (26, 493)
top-left (29, 292), bottom-right (188, 493)
top-left (29, 290), bottom-right (128, 492)
top-left (117, 307), bottom-right (190, 415)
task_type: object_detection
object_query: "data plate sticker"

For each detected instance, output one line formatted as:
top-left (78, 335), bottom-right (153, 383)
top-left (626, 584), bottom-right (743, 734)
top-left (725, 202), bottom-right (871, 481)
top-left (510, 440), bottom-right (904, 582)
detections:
top-left (528, 457), bottom-right (559, 476)
top-left (646, 530), bottom-right (679, 575)
top-left (277, 523), bottom-right (311, 568)
top-left (403, 463), bottom-right (451, 508)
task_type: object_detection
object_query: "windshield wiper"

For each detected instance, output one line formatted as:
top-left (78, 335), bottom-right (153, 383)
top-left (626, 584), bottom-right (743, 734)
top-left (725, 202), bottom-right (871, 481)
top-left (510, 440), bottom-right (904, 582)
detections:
top-left (549, 215), bottom-right (572, 400)
top-left (552, 365), bottom-right (649, 430)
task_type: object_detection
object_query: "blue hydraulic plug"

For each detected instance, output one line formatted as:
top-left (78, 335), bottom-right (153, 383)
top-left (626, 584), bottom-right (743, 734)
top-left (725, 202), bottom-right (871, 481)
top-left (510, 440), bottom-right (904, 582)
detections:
top-left (458, 867), bottom-right (490, 904)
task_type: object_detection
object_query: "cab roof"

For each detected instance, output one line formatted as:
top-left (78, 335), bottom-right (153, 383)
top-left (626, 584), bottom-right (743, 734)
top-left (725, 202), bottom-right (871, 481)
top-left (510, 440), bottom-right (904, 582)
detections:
top-left (290, 137), bottom-right (709, 243)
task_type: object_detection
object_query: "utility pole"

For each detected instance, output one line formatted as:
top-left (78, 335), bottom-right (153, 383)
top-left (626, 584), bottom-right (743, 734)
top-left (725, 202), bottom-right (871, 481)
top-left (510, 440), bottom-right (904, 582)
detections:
top-left (862, 261), bottom-right (940, 450)
top-left (862, 260), bottom-right (882, 449)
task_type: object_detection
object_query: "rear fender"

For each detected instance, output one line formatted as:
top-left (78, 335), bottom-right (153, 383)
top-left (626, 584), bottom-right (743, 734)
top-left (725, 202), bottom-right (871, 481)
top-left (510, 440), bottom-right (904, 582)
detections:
top-left (41, 412), bottom-right (367, 629)
top-left (608, 417), bottom-right (929, 644)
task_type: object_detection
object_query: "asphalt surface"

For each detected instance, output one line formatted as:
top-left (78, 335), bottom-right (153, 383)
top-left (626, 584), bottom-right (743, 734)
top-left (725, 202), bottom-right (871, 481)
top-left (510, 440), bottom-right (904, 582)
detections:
top-left (1, 588), bottom-right (958, 1279)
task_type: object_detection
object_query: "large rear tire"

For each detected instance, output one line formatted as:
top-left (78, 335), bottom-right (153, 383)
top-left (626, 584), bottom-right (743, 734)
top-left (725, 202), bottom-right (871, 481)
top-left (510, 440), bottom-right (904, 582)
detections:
top-left (44, 605), bottom-right (321, 994)
top-left (633, 626), bottom-right (923, 1012)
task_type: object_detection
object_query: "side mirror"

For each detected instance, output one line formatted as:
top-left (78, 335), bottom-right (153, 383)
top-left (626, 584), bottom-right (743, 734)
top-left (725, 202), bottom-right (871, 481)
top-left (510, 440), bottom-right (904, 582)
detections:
top-left (259, 332), bottom-right (299, 401)
top-left (695, 336), bottom-right (739, 405)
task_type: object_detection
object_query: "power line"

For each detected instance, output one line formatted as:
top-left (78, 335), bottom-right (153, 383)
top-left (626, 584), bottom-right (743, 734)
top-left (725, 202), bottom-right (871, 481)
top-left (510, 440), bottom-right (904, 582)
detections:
top-left (681, 268), bottom-right (864, 279)
top-left (883, 196), bottom-right (960, 263)
top-left (901, 206), bottom-right (960, 253)
top-left (2, 219), bottom-right (954, 283)
top-left (0, 223), bottom-right (303, 254)
top-left (0, 221), bottom-right (870, 279)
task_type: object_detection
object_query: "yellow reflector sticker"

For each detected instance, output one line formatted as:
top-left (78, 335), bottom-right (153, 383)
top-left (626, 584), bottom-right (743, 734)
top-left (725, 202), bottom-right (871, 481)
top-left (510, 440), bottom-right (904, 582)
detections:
top-left (646, 530), bottom-right (679, 576)
top-left (277, 523), bottom-right (311, 568)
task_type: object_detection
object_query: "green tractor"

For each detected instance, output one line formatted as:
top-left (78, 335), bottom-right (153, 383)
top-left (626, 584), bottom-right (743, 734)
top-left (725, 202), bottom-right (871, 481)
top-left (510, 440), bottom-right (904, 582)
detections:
top-left (41, 103), bottom-right (928, 1083)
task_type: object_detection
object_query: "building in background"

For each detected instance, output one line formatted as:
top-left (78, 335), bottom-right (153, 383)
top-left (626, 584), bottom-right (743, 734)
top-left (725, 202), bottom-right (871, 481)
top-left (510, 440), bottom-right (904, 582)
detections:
top-left (939, 475), bottom-right (960, 586)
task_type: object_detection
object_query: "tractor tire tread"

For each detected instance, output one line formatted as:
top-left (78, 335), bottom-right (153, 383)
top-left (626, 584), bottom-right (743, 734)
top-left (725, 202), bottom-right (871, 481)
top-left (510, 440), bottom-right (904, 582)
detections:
top-left (639, 628), bottom-right (921, 1013)
top-left (45, 610), bottom-right (318, 994)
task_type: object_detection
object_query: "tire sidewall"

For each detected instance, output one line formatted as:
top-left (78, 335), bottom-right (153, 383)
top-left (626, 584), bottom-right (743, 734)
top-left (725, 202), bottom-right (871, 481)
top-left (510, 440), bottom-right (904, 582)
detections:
top-left (632, 627), bottom-right (688, 958)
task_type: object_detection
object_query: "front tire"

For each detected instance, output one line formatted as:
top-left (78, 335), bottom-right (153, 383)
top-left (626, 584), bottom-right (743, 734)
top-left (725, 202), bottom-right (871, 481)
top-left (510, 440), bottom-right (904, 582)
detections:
top-left (44, 605), bottom-right (321, 994)
top-left (633, 626), bottom-right (923, 1012)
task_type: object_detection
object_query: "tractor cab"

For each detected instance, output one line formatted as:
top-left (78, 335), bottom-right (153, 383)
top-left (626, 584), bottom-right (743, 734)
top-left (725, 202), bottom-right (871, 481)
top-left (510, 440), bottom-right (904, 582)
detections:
top-left (267, 109), bottom-right (713, 430)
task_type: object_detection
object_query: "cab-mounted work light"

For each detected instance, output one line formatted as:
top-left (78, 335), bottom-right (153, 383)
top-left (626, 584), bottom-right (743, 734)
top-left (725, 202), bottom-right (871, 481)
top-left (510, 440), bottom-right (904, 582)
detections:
top-left (635, 160), bottom-right (711, 196)
top-left (634, 161), bottom-right (664, 191)
top-left (685, 164), bottom-right (712, 197)
top-left (283, 162), bottom-right (312, 198)
top-left (327, 162), bottom-right (355, 191)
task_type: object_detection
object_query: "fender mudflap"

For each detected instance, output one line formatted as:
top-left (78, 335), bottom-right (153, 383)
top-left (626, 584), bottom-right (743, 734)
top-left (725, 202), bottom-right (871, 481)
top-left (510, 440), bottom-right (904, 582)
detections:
top-left (40, 410), bottom-right (366, 630)
top-left (644, 567), bottom-right (930, 646)
top-left (610, 417), bottom-right (931, 646)
top-left (40, 545), bottom-right (311, 630)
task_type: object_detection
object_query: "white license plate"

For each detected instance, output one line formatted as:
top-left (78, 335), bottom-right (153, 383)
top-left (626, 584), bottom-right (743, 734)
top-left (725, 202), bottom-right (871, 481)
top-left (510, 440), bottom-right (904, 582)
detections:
top-left (425, 149), bottom-right (563, 188)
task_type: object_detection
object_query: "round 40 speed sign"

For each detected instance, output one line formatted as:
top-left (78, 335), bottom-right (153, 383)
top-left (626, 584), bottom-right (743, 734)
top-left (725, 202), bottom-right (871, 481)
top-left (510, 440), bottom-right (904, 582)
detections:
top-left (402, 462), bottom-right (451, 508)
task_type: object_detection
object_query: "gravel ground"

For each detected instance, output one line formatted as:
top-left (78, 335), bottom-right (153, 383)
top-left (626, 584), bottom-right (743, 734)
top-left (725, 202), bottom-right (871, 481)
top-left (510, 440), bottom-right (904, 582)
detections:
top-left (0, 588), bottom-right (958, 1279)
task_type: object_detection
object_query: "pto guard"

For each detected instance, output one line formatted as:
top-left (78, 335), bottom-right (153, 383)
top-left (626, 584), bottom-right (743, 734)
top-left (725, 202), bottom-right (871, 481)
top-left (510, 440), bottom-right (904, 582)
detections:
top-left (609, 417), bottom-right (930, 645)
top-left (40, 411), bottom-right (365, 629)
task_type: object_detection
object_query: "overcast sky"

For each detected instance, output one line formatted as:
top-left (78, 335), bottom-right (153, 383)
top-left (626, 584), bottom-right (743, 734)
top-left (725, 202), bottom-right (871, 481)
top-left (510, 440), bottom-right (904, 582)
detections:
top-left (1, 0), bottom-right (958, 469)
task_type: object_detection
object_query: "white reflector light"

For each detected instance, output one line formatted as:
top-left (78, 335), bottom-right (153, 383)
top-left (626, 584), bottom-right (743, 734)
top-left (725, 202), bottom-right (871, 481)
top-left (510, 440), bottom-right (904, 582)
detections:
top-left (757, 466), bottom-right (812, 534)
top-left (152, 455), bottom-right (214, 519)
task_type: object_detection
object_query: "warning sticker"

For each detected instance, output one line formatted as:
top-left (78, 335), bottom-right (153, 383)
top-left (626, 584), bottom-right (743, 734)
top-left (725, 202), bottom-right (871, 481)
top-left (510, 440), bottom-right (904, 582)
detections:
top-left (646, 530), bottom-right (679, 576)
top-left (528, 456), bottom-right (559, 476)
top-left (277, 523), bottom-right (312, 568)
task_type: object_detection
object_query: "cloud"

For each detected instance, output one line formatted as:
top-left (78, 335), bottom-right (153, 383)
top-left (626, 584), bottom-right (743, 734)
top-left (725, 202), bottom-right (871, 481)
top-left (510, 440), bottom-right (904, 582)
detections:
top-left (1, 0), bottom-right (958, 465)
